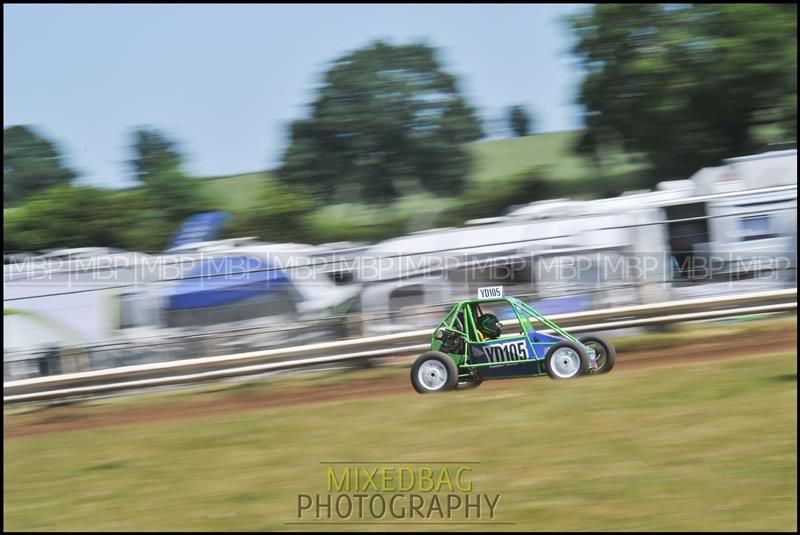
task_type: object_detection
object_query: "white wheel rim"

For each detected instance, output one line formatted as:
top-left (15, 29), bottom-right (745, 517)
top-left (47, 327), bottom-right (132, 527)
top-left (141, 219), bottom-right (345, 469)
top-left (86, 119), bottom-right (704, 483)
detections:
top-left (550, 347), bottom-right (581, 378)
top-left (418, 360), bottom-right (448, 391)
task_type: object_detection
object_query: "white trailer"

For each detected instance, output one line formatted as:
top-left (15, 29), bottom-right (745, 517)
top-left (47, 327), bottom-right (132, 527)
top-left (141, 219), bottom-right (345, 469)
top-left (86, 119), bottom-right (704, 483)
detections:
top-left (355, 150), bottom-right (797, 333)
top-left (3, 240), bottom-right (363, 363)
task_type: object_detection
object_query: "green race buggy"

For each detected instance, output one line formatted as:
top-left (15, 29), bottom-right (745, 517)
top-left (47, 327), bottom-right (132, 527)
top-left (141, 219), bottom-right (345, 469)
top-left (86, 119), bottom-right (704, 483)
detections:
top-left (410, 287), bottom-right (616, 393)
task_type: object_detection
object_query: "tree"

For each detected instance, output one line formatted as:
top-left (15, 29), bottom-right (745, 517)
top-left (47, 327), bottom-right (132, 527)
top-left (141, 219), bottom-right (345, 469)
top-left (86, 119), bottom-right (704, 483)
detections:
top-left (128, 127), bottom-right (212, 229)
top-left (3, 125), bottom-right (77, 206)
top-left (4, 186), bottom-right (131, 251)
top-left (278, 41), bottom-right (484, 203)
top-left (225, 181), bottom-right (316, 243)
top-left (569, 4), bottom-right (797, 178)
top-left (129, 127), bottom-right (183, 184)
top-left (5, 128), bottom-right (216, 253)
top-left (4, 179), bottom-right (214, 253)
top-left (574, 129), bottom-right (600, 168)
top-left (439, 167), bottom-right (553, 227)
top-left (508, 105), bottom-right (533, 137)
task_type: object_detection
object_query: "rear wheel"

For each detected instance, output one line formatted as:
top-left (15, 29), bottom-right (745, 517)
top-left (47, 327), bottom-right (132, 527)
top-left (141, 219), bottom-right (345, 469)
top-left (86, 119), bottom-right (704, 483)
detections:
top-left (410, 352), bottom-right (459, 393)
top-left (544, 341), bottom-right (590, 380)
top-left (579, 334), bottom-right (616, 374)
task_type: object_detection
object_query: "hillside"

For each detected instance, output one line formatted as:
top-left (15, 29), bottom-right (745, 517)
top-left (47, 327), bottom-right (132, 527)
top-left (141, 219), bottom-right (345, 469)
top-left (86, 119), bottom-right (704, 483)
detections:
top-left (190, 130), bottom-right (655, 244)
top-left (197, 172), bottom-right (273, 211)
top-left (468, 130), bottom-right (643, 184)
top-left (197, 130), bottom-right (650, 211)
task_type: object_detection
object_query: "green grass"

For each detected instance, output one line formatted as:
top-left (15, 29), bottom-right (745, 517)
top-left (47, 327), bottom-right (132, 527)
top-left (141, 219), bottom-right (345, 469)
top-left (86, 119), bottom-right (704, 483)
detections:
top-left (610, 315), bottom-right (798, 352)
top-left (4, 349), bottom-right (796, 531)
top-left (196, 172), bottom-right (274, 212)
top-left (467, 131), bottom-right (644, 185)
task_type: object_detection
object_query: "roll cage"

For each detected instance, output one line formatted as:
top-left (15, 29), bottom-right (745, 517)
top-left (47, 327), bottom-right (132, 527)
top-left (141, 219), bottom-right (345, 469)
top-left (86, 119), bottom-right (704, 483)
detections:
top-left (432, 297), bottom-right (581, 368)
top-left (438, 297), bottom-right (578, 341)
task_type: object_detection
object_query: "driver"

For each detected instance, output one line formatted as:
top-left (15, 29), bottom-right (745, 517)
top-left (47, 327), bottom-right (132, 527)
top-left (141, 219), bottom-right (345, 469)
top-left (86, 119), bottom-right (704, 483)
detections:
top-left (476, 313), bottom-right (502, 340)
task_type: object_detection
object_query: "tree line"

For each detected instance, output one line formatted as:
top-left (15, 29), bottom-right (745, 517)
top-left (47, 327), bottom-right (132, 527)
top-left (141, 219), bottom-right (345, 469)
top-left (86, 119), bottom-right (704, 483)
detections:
top-left (4, 4), bottom-right (796, 252)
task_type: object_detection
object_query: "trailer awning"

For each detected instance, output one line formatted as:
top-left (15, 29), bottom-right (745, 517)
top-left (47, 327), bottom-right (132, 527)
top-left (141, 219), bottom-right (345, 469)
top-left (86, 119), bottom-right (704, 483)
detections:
top-left (165, 255), bottom-right (291, 310)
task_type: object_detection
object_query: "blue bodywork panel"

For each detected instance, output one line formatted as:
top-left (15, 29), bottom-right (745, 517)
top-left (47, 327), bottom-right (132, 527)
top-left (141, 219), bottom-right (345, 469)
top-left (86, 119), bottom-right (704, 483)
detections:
top-left (526, 330), bottom-right (563, 359)
top-left (467, 331), bottom-right (563, 379)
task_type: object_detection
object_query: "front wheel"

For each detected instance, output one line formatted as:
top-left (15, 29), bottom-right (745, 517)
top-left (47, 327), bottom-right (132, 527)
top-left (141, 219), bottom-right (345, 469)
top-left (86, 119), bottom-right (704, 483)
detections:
top-left (579, 334), bottom-right (616, 374)
top-left (410, 352), bottom-right (459, 394)
top-left (544, 341), bottom-right (590, 380)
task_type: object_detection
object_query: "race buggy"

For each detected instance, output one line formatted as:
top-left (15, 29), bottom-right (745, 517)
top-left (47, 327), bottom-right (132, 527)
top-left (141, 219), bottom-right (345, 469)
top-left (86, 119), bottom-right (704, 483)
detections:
top-left (410, 287), bottom-right (616, 393)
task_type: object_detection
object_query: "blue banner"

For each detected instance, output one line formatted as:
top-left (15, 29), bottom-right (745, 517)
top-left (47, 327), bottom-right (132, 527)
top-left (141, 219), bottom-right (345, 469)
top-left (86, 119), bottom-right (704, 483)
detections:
top-left (167, 211), bottom-right (230, 250)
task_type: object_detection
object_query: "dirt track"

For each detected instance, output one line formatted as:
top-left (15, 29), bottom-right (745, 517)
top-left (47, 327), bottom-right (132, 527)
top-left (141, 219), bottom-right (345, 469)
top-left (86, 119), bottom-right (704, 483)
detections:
top-left (4, 328), bottom-right (796, 439)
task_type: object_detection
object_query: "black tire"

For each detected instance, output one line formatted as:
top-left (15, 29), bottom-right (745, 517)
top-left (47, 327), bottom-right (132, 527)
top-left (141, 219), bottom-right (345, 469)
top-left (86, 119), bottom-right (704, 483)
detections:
top-left (410, 352), bottom-right (459, 394)
top-left (544, 341), bottom-right (590, 380)
top-left (456, 377), bottom-right (483, 390)
top-left (579, 334), bottom-right (616, 374)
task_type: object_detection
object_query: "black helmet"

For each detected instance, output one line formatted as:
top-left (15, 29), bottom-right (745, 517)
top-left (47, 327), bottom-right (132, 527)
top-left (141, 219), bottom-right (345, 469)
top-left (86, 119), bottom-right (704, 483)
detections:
top-left (477, 314), bottom-right (502, 339)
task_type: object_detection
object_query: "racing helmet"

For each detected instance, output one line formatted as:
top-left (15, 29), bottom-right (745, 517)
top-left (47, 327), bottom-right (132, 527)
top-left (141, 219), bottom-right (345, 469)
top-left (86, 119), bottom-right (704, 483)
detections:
top-left (476, 314), bottom-right (502, 339)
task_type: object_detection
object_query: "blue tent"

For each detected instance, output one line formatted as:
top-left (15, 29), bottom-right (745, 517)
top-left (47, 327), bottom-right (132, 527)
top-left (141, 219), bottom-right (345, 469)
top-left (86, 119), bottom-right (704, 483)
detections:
top-left (165, 255), bottom-right (291, 311)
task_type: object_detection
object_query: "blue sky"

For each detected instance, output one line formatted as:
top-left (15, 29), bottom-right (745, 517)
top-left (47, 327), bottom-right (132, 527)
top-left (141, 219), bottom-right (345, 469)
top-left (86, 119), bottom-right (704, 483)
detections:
top-left (4, 4), bottom-right (590, 188)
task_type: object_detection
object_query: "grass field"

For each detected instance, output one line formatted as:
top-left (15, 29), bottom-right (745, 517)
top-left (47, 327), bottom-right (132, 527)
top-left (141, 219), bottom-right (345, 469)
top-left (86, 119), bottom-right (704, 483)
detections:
top-left (4, 343), bottom-right (796, 531)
